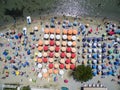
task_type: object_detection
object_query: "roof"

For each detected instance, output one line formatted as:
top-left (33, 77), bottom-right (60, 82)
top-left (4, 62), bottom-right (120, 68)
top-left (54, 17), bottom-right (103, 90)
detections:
top-left (83, 87), bottom-right (107, 90)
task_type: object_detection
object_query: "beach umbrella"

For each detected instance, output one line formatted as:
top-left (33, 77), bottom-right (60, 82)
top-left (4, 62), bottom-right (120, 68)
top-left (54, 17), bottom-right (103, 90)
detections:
top-left (56, 35), bottom-right (60, 40)
top-left (88, 49), bottom-right (92, 53)
top-left (98, 54), bottom-right (102, 58)
top-left (16, 71), bottom-right (20, 76)
top-left (44, 46), bottom-right (48, 51)
top-left (72, 41), bottom-right (76, 47)
top-left (67, 41), bottom-right (72, 46)
top-left (38, 46), bottom-right (43, 51)
top-left (98, 49), bottom-right (102, 53)
top-left (102, 43), bottom-right (107, 48)
top-left (65, 64), bottom-right (70, 69)
top-left (73, 21), bottom-right (78, 26)
top-left (108, 50), bottom-right (113, 54)
top-left (97, 65), bottom-right (102, 70)
top-left (62, 23), bottom-right (66, 28)
top-left (70, 64), bottom-right (75, 70)
top-left (71, 59), bottom-right (76, 64)
top-left (56, 29), bottom-right (60, 34)
top-left (38, 73), bottom-right (42, 78)
top-left (97, 43), bottom-right (101, 47)
top-left (72, 36), bottom-right (77, 41)
top-left (38, 40), bottom-right (43, 46)
top-left (48, 69), bottom-right (53, 74)
top-left (82, 43), bottom-right (87, 47)
top-left (88, 43), bottom-right (92, 47)
top-left (60, 52), bottom-right (66, 58)
top-left (93, 48), bottom-right (97, 53)
top-left (62, 41), bottom-right (67, 46)
top-left (34, 26), bottom-right (38, 31)
top-left (65, 59), bottom-right (71, 64)
top-left (54, 63), bottom-right (59, 68)
top-left (108, 44), bottom-right (112, 48)
top-left (43, 52), bottom-right (47, 57)
top-left (54, 69), bottom-right (59, 74)
top-left (62, 35), bottom-right (67, 40)
top-left (42, 68), bottom-right (47, 73)
top-left (59, 70), bottom-right (64, 75)
top-left (59, 64), bottom-right (65, 69)
top-left (49, 58), bottom-right (53, 63)
top-left (60, 59), bottom-right (65, 64)
top-left (66, 53), bottom-right (71, 58)
top-left (37, 58), bottom-right (42, 63)
top-left (49, 46), bottom-right (55, 51)
top-left (56, 41), bottom-right (60, 46)
top-left (44, 40), bottom-right (49, 45)
top-left (87, 54), bottom-right (92, 58)
top-left (107, 56), bottom-right (112, 60)
top-left (64, 79), bottom-right (68, 83)
top-left (50, 28), bottom-right (55, 34)
top-left (82, 38), bottom-right (86, 42)
top-left (93, 70), bottom-right (97, 76)
top-left (63, 30), bottom-right (67, 34)
top-left (43, 58), bottom-right (48, 63)
top-left (49, 52), bottom-right (54, 58)
top-left (55, 46), bottom-right (60, 52)
top-left (71, 48), bottom-right (76, 53)
top-left (50, 40), bottom-right (55, 46)
top-left (43, 73), bottom-right (49, 78)
top-left (44, 29), bottom-right (49, 34)
top-left (102, 48), bottom-right (106, 53)
top-left (55, 53), bottom-right (59, 58)
top-left (92, 54), bottom-right (97, 59)
top-left (66, 47), bottom-right (71, 52)
top-left (50, 34), bottom-right (55, 39)
top-left (67, 30), bottom-right (72, 35)
top-left (44, 34), bottom-right (49, 39)
top-left (38, 63), bottom-right (42, 69)
top-left (61, 47), bottom-right (66, 52)
top-left (87, 38), bottom-right (91, 42)
top-left (38, 53), bottom-right (42, 57)
top-left (92, 59), bottom-right (97, 64)
top-left (72, 30), bottom-right (77, 35)
top-left (92, 65), bottom-right (97, 69)
top-left (71, 53), bottom-right (76, 58)
top-left (49, 63), bottom-right (54, 69)
top-left (67, 35), bottom-right (72, 41)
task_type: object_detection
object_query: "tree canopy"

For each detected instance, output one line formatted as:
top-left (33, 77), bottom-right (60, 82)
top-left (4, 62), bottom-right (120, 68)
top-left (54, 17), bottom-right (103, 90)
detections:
top-left (72, 65), bottom-right (93, 82)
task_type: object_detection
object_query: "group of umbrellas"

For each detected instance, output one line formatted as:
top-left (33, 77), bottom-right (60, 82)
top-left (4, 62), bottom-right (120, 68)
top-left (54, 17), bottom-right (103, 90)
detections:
top-left (35, 28), bottom-right (77, 78)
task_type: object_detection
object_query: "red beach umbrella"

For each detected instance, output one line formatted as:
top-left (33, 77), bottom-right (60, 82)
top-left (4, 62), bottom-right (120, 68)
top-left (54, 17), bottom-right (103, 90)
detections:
top-left (70, 64), bottom-right (75, 70)
top-left (66, 47), bottom-right (71, 52)
top-left (44, 46), bottom-right (48, 51)
top-left (60, 52), bottom-right (66, 58)
top-left (49, 52), bottom-right (54, 58)
top-left (65, 59), bottom-right (71, 64)
top-left (71, 53), bottom-right (76, 58)
top-left (43, 58), bottom-right (48, 63)
top-left (55, 46), bottom-right (60, 52)
top-left (50, 40), bottom-right (55, 46)
top-left (59, 64), bottom-right (65, 69)
top-left (49, 63), bottom-right (54, 69)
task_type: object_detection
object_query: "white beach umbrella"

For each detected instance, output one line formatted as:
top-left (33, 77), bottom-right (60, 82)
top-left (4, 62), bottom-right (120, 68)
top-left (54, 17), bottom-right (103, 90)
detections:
top-left (94, 48), bottom-right (97, 53)
top-left (50, 34), bottom-right (54, 39)
top-left (38, 53), bottom-right (42, 57)
top-left (97, 43), bottom-right (101, 47)
top-left (93, 60), bottom-right (97, 64)
top-left (42, 68), bottom-right (47, 73)
top-left (88, 54), bottom-right (92, 58)
top-left (44, 34), bottom-right (49, 39)
top-left (36, 44), bottom-right (38, 47)
top-left (88, 49), bottom-right (92, 53)
top-left (116, 38), bottom-right (120, 41)
top-left (98, 54), bottom-right (102, 58)
top-left (29, 78), bottom-right (32, 82)
top-left (62, 35), bottom-right (67, 40)
top-left (93, 43), bottom-right (97, 46)
top-left (98, 65), bottom-right (102, 70)
top-left (34, 26), bottom-right (38, 30)
top-left (37, 63), bottom-right (42, 69)
top-left (68, 41), bottom-right (72, 46)
top-left (59, 70), bottom-right (64, 75)
top-left (38, 73), bottom-right (42, 78)
top-left (89, 43), bottom-right (92, 47)
top-left (72, 36), bottom-right (76, 41)
top-left (56, 35), bottom-right (60, 40)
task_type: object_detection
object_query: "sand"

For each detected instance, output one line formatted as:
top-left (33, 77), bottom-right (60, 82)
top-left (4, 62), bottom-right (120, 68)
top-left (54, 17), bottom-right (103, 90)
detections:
top-left (0, 15), bottom-right (120, 90)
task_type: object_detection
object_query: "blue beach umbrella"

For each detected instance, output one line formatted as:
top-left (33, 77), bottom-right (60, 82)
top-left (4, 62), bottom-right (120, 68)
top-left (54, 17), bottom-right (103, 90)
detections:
top-left (73, 21), bottom-right (78, 26)
top-left (15, 35), bottom-right (19, 39)
top-left (93, 70), bottom-right (97, 76)
top-left (80, 24), bottom-right (85, 31)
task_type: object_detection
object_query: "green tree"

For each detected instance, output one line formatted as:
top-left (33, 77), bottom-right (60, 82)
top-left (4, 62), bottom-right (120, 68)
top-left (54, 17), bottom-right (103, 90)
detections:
top-left (72, 65), bottom-right (93, 82)
top-left (21, 86), bottom-right (30, 90)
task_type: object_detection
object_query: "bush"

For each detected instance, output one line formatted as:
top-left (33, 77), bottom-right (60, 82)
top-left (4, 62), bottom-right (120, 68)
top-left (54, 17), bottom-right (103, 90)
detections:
top-left (21, 86), bottom-right (30, 90)
top-left (72, 65), bottom-right (93, 82)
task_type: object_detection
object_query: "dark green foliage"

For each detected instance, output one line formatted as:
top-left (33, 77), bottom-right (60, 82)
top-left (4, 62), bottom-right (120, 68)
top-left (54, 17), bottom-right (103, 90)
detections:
top-left (72, 65), bottom-right (93, 82)
top-left (21, 86), bottom-right (30, 90)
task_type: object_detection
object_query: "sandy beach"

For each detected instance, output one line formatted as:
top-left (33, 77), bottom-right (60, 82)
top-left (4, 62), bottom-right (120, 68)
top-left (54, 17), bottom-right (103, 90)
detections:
top-left (0, 15), bottom-right (120, 90)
